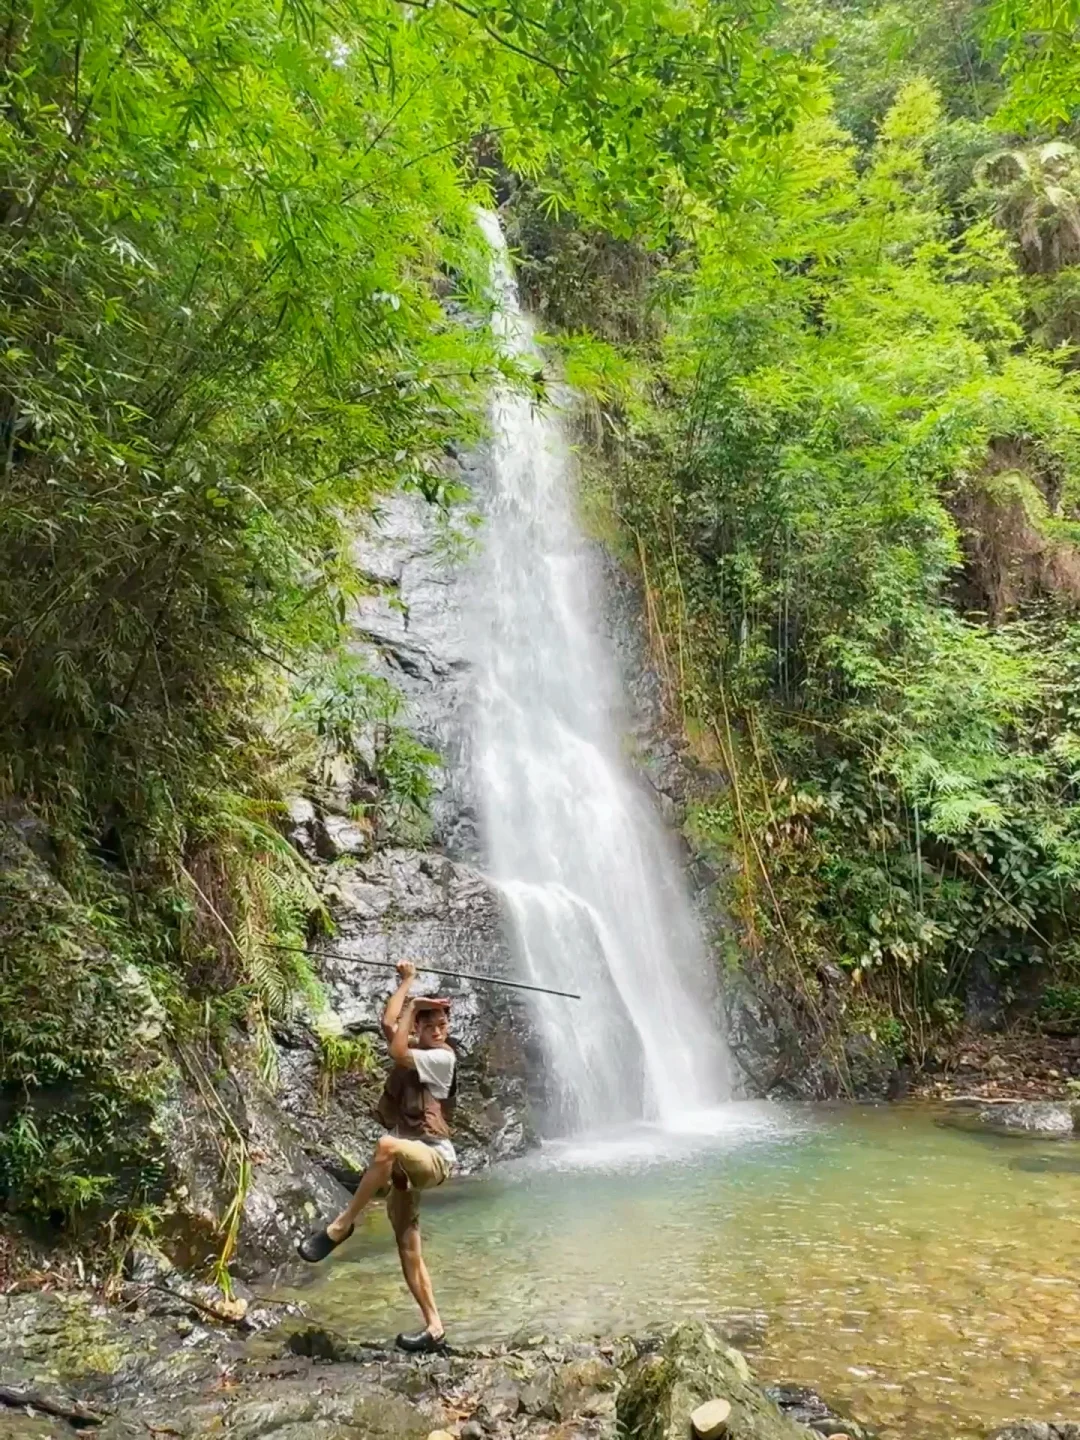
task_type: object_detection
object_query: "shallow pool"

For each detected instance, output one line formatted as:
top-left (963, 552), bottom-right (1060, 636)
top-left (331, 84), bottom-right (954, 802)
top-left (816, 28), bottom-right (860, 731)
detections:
top-left (281, 1103), bottom-right (1080, 1438)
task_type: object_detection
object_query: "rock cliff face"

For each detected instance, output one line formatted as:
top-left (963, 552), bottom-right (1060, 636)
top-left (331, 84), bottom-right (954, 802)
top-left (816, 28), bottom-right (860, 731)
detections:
top-left (238, 476), bottom-right (545, 1270)
top-left (595, 549), bottom-right (902, 1102)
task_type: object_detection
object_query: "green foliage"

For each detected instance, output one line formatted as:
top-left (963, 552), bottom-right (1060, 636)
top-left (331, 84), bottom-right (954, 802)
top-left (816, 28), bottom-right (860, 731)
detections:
top-left (292, 656), bottom-right (440, 841)
top-left (0, 0), bottom-right (800, 1233)
top-left (774, 0), bottom-right (1002, 138)
top-left (582, 74), bottom-right (1080, 1051)
top-left (317, 1029), bottom-right (378, 1106)
top-left (0, 832), bottom-right (167, 1222)
top-left (1039, 981), bottom-right (1080, 1026)
top-left (983, 0), bottom-right (1080, 130)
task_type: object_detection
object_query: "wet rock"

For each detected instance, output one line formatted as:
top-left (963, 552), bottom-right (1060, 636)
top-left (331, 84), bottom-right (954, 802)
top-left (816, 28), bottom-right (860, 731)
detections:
top-left (476, 1365), bottom-right (522, 1423)
top-left (842, 1033), bottom-right (900, 1100)
top-left (617, 1322), bottom-right (811, 1440)
top-left (989, 1427), bottom-right (1080, 1440)
top-left (519, 1365), bottom-right (558, 1417)
top-left (0, 1296), bottom-right (894, 1440)
top-left (212, 1381), bottom-right (439, 1440)
top-left (941, 1100), bottom-right (1077, 1139)
top-left (978, 1101), bottom-right (1076, 1135)
top-left (0, 1291), bottom-right (135, 1387)
top-left (1010, 1153), bottom-right (1080, 1174)
top-left (766, 1384), bottom-right (877, 1440)
top-left (320, 813), bottom-right (370, 859)
top-left (349, 489), bottom-right (477, 856)
top-left (158, 1040), bottom-right (350, 1278)
top-left (285, 796), bottom-right (320, 860)
top-left (556, 1356), bottom-right (618, 1418)
top-left (282, 1324), bottom-right (356, 1361)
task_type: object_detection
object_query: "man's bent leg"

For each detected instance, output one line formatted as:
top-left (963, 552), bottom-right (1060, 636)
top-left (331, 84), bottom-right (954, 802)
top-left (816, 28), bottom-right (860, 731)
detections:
top-left (388, 1187), bottom-right (444, 1340)
top-left (326, 1135), bottom-right (403, 1242)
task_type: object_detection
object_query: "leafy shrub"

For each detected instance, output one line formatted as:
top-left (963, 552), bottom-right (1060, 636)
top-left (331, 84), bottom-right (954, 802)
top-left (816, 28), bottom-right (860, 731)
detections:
top-left (1039, 984), bottom-right (1080, 1027)
top-left (0, 832), bottom-right (168, 1222)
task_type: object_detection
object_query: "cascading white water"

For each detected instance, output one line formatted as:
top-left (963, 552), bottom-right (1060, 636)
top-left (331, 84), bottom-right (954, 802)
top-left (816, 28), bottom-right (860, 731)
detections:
top-left (469, 210), bottom-right (729, 1133)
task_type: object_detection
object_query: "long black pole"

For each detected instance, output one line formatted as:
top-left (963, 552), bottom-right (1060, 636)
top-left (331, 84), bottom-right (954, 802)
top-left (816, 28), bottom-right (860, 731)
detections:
top-left (268, 942), bottom-right (581, 1001)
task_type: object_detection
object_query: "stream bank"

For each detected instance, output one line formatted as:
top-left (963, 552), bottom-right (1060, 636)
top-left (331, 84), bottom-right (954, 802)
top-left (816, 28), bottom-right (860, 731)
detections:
top-left (0, 1290), bottom-right (876, 1440)
top-left (2, 1286), bottom-right (1075, 1440)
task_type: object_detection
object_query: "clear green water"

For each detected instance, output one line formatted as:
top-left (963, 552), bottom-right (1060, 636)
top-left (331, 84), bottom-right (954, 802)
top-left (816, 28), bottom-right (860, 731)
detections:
top-left (281, 1103), bottom-right (1080, 1439)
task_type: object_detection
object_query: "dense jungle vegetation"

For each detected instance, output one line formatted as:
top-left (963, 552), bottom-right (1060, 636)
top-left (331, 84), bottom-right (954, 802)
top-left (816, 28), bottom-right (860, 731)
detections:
top-left (2, 0), bottom-right (1079, 1237)
top-left (563, 0), bottom-right (1080, 1065)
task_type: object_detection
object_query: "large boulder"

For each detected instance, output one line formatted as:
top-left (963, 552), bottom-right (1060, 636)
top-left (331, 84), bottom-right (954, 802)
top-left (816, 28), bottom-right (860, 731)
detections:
top-left (940, 1099), bottom-right (1078, 1140)
top-left (617, 1322), bottom-right (813, 1440)
top-left (975, 1100), bottom-right (1077, 1136)
top-left (158, 1041), bottom-right (350, 1279)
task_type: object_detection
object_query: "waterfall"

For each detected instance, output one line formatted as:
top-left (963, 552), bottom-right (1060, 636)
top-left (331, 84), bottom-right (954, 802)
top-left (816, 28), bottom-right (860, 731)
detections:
top-left (468, 210), bottom-right (729, 1134)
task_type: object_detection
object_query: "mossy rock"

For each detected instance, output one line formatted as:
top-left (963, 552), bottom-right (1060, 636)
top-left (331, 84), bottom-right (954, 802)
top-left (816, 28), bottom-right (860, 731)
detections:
top-left (0, 1292), bottom-right (135, 1384)
top-left (617, 1322), bottom-right (811, 1440)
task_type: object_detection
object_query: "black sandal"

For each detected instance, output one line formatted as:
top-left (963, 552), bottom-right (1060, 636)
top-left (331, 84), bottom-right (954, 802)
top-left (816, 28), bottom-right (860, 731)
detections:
top-left (395, 1328), bottom-right (449, 1354)
top-left (297, 1223), bottom-right (354, 1262)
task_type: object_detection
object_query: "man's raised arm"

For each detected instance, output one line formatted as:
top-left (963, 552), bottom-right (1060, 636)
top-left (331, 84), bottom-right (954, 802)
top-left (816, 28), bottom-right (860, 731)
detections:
top-left (382, 958), bottom-right (418, 1067)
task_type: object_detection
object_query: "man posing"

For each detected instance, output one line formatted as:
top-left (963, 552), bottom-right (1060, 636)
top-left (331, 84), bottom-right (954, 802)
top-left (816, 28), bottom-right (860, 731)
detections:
top-left (298, 959), bottom-right (456, 1354)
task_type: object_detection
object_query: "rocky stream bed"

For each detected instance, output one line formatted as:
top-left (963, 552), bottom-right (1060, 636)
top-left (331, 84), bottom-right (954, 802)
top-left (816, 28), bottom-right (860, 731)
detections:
top-left (1, 1283), bottom-right (1075, 1440)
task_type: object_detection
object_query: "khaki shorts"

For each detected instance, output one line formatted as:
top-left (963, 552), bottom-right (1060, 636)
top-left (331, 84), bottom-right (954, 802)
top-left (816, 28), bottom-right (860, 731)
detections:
top-left (385, 1139), bottom-right (451, 1234)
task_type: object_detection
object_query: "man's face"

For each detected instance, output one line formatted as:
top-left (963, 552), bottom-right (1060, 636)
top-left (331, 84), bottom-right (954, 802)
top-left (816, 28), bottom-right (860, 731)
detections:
top-left (415, 1008), bottom-right (449, 1047)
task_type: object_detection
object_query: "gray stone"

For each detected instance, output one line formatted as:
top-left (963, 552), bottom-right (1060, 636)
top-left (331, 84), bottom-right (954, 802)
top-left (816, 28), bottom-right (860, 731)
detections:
top-left (519, 1365), bottom-right (558, 1417)
top-left (0, 1296), bottom-right (888, 1440)
top-left (989, 1428), bottom-right (1080, 1440)
top-left (349, 489), bottom-right (478, 857)
top-left (321, 812), bottom-right (370, 859)
top-left (157, 1039), bottom-right (350, 1278)
top-left (765, 1384), bottom-right (878, 1440)
top-left (976, 1101), bottom-right (1076, 1136)
top-left (284, 796), bottom-right (320, 860)
top-left (477, 1366), bottom-right (522, 1423)
top-left (617, 1322), bottom-right (813, 1440)
top-left (937, 1100), bottom-right (1079, 1139)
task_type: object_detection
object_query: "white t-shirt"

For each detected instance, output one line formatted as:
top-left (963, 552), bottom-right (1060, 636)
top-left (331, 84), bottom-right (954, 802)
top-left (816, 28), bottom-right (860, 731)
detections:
top-left (396, 1046), bottom-right (456, 1167)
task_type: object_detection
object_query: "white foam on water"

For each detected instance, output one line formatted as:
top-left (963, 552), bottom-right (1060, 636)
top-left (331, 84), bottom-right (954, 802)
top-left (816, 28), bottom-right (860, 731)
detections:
top-left (517, 1104), bottom-right (810, 1175)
